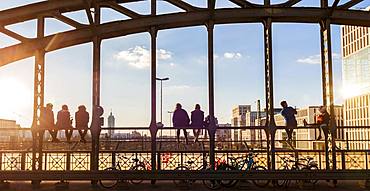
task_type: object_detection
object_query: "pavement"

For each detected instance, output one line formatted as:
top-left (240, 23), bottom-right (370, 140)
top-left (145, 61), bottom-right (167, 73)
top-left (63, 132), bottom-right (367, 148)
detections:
top-left (1, 180), bottom-right (370, 191)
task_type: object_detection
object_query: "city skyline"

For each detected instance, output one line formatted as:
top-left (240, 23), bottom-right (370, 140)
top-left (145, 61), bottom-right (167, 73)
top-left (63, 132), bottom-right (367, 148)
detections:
top-left (0, 1), bottom-right (370, 128)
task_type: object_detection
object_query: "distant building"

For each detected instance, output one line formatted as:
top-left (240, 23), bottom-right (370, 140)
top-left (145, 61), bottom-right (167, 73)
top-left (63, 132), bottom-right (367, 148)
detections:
top-left (231, 105), bottom-right (251, 126)
top-left (0, 119), bottom-right (22, 142)
top-left (344, 94), bottom-right (370, 149)
top-left (231, 105), bottom-right (251, 143)
top-left (216, 123), bottom-right (232, 141)
top-left (107, 111), bottom-right (115, 138)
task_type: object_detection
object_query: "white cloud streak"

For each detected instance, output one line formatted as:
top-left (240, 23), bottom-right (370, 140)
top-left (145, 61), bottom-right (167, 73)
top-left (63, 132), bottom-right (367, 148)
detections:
top-left (114, 46), bottom-right (173, 69)
top-left (223, 52), bottom-right (242, 59)
top-left (297, 53), bottom-right (341, 64)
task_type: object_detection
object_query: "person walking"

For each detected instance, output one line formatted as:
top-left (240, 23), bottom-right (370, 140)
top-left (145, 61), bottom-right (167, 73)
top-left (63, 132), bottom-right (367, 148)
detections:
top-left (56, 105), bottom-right (73, 143)
top-left (75, 105), bottom-right (89, 143)
top-left (191, 104), bottom-right (204, 143)
top-left (173, 103), bottom-right (190, 144)
top-left (280, 101), bottom-right (297, 144)
top-left (40, 103), bottom-right (59, 142)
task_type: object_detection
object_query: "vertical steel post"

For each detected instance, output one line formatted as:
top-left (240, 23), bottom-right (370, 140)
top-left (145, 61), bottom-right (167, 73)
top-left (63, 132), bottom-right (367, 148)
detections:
top-left (206, 20), bottom-right (216, 170)
top-left (91, 2), bottom-right (101, 176)
top-left (31, 16), bottom-right (45, 187)
top-left (263, 18), bottom-right (276, 170)
top-left (149, 0), bottom-right (158, 174)
top-left (32, 16), bottom-right (45, 170)
top-left (150, 26), bottom-right (158, 172)
top-left (320, 0), bottom-right (336, 170)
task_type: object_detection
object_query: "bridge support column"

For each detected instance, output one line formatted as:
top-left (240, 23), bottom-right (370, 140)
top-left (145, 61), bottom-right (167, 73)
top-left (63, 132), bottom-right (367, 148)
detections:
top-left (31, 16), bottom-right (45, 187)
top-left (206, 20), bottom-right (216, 170)
top-left (320, 16), bottom-right (336, 170)
top-left (149, 26), bottom-right (158, 173)
top-left (263, 18), bottom-right (276, 170)
top-left (90, 3), bottom-right (101, 185)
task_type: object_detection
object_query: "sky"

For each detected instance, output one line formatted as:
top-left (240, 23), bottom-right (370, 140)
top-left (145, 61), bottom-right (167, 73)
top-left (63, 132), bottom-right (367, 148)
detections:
top-left (0, 0), bottom-right (369, 128)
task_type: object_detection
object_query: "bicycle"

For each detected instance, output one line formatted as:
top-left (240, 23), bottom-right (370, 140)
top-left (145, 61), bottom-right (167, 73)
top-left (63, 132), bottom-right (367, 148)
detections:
top-left (172, 158), bottom-right (225, 190)
top-left (219, 150), bottom-right (270, 188)
top-left (99, 156), bottom-right (150, 189)
top-left (275, 154), bottom-right (318, 188)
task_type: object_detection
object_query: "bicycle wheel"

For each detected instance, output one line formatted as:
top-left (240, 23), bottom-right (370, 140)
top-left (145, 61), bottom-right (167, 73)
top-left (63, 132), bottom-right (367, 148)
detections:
top-left (99, 167), bottom-right (119, 189)
top-left (218, 163), bottom-right (239, 188)
top-left (251, 166), bottom-right (270, 188)
top-left (273, 166), bottom-right (289, 188)
top-left (202, 168), bottom-right (222, 190)
top-left (203, 179), bottom-right (222, 190)
top-left (303, 165), bottom-right (319, 185)
top-left (173, 166), bottom-right (192, 187)
top-left (130, 164), bottom-right (146, 184)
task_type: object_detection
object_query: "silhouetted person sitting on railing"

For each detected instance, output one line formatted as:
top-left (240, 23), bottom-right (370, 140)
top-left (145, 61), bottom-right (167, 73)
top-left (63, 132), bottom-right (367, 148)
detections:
top-left (303, 106), bottom-right (330, 140)
top-left (40, 103), bottom-right (60, 142)
top-left (280, 101), bottom-right (297, 144)
top-left (191, 104), bottom-right (204, 143)
top-left (173, 103), bottom-right (189, 144)
top-left (56, 105), bottom-right (73, 143)
top-left (75, 105), bottom-right (89, 143)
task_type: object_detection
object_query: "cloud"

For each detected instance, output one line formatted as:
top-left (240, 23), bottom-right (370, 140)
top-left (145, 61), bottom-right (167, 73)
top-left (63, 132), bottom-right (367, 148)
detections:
top-left (165, 85), bottom-right (203, 95)
top-left (223, 52), bottom-right (242, 59)
top-left (297, 53), bottom-right (341, 64)
top-left (113, 46), bottom-right (172, 69)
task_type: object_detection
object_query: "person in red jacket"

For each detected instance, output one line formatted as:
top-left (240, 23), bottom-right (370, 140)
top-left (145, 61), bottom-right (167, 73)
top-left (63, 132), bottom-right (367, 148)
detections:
top-left (75, 105), bottom-right (89, 143)
top-left (303, 106), bottom-right (330, 140)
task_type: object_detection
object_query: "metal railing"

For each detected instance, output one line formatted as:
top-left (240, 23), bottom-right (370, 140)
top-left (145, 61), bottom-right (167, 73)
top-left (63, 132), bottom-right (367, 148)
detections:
top-left (0, 126), bottom-right (369, 180)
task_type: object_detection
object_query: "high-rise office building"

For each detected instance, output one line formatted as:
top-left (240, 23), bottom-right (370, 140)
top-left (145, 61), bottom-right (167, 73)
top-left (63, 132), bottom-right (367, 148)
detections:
top-left (344, 94), bottom-right (370, 149)
top-left (341, 10), bottom-right (370, 149)
top-left (341, 13), bottom-right (370, 97)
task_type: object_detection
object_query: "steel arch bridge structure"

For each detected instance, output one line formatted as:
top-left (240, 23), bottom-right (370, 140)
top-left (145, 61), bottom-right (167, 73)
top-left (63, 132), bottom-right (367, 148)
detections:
top-left (0, 0), bottom-right (370, 186)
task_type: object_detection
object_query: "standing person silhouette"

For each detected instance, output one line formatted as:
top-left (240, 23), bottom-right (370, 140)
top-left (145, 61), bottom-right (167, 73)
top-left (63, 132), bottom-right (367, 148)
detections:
top-left (172, 103), bottom-right (190, 144)
top-left (75, 105), bottom-right (89, 143)
top-left (191, 104), bottom-right (204, 143)
top-left (56, 105), bottom-right (73, 143)
top-left (280, 101), bottom-right (297, 144)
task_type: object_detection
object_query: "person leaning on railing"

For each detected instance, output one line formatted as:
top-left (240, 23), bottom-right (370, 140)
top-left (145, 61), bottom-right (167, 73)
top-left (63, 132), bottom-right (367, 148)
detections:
top-left (56, 104), bottom-right (74, 143)
top-left (173, 103), bottom-right (190, 144)
top-left (190, 104), bottom-right (204, 143)
top-left (75, 105), bottom-right (89, 143)
top-left (40, 103), bottom-right (60, 142)
top-left (303, 106), bottom-right (330, 140)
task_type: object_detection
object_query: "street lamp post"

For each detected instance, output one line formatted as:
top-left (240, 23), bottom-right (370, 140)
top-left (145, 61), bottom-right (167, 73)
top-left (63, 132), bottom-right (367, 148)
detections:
top-left (156, 77), bottom-right (169, 123)
top-left (156, 77), bottom-right (169, 139)
top-left (168, 111), bottom-right (173, 139)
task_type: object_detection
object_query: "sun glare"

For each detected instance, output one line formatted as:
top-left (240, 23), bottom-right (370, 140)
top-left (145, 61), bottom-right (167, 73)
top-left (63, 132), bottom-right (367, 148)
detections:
top-left (341, 85), bottom-right (363, 99)
top-left (0, 78), bottom-right (31, 117)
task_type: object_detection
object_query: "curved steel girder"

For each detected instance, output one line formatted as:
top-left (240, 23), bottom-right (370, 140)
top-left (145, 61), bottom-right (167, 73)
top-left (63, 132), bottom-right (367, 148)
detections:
top-left (0, 7), bottom-right (369, 67)
top-left (230, 0), bottom-right (302, 8)
top-left (0, 0), bottom-right (142, 26)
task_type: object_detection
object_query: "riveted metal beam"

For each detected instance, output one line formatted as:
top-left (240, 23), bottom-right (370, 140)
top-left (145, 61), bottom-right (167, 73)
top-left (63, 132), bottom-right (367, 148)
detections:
top-left (0, 8), bottom-right (370, 67)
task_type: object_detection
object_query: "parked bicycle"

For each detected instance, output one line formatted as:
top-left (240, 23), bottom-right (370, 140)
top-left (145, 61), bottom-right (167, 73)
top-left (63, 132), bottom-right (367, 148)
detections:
top-left (218, 150), bottom-right (270, 188)
top-left (173, 158), bottom-right (226, 190)
top-left (275, 154), bottom-right (319, 188)
top-left (99, 156), bottom-right (151, 189)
